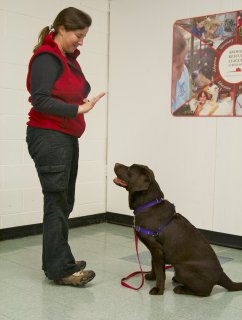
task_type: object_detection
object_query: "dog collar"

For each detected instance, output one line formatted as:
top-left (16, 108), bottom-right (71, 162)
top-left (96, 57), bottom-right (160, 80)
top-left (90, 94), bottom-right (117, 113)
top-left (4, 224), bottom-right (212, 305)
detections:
top-left (133, 197), bottom-right (163, 215)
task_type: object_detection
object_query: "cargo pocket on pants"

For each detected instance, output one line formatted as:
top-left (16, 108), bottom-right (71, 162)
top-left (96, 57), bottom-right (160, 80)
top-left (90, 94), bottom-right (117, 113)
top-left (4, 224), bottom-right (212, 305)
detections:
top-left (36, 165), bottom-right (66, 192)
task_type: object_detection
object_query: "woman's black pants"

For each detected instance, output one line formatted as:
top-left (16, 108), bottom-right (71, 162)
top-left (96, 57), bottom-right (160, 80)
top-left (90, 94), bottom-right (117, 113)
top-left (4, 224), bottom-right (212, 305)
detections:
top-left (26, 126), bottom-right (81, 280)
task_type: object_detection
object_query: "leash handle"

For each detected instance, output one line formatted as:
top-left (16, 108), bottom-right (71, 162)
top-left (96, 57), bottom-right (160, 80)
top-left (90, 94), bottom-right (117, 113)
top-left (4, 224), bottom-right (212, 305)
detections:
top-left (121, 229), bottom-right (173, 290)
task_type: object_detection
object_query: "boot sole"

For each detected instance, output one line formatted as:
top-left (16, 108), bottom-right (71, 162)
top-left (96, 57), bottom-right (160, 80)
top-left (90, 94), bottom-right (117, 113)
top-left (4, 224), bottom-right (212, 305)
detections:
top-left (54, 273), bottom-right (95, 287)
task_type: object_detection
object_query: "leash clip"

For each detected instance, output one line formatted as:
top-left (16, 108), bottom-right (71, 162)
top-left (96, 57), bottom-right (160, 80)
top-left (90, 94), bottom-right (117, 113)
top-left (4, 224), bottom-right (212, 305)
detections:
top-left (152, 231), bottom-right (159, 238)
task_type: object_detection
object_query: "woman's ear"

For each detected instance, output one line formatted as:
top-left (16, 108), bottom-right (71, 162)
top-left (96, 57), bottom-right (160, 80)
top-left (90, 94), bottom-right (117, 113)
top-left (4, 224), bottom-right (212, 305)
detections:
top-left (58, 25), bottom-right (66, 36)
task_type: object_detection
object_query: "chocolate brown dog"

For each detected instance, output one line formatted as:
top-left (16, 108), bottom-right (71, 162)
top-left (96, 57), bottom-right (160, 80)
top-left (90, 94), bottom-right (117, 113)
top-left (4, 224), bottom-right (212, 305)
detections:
top-left (114, 163), bottom-right (242, 296)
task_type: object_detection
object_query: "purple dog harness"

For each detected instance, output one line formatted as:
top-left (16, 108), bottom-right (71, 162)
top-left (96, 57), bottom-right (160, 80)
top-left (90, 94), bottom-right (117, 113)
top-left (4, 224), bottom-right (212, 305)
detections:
top-left (121, 197), bottom-right (173, 290)
top-left (133, 197), bottom-right (173, 237)
top-left (133, 197), bottom-right (163, 214)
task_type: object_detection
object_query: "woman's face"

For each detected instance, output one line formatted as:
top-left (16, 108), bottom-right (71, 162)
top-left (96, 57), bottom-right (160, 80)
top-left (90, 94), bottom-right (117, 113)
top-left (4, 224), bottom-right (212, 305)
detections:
top-left (58, 26), bottom-right (89, 53)
top-left (172, 48), bottom-right (187, 82)
top-left (198, 92), bottom-right (207, 104)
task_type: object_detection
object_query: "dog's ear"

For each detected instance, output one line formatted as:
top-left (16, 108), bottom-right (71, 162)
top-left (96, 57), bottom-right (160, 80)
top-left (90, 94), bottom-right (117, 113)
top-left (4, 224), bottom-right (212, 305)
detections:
top-left (129, 173), bottom-right (151, 193)
top-left (129, 166), bottom-right (153, 193)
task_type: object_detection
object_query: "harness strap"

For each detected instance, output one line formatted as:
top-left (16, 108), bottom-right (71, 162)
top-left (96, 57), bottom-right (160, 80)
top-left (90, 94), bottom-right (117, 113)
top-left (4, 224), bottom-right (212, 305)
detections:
top-left (135, 225), bottom-right (161, 237)
top-left (133, 197), bottom-right (163, 215)
top-left (134, 214), bottom-right (175, 237)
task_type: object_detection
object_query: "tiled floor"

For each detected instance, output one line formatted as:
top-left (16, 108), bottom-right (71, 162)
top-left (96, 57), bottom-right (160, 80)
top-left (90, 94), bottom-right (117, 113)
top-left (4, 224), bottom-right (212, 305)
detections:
top-left (0, 223), bottom-right (242, 320)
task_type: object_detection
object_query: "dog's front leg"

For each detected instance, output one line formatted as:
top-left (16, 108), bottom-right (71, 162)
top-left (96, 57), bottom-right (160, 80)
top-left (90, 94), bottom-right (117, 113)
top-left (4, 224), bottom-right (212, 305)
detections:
top-left (149, 248), bottom-right (165, 295)
top-left (145, 257), bottom-right (156, 280)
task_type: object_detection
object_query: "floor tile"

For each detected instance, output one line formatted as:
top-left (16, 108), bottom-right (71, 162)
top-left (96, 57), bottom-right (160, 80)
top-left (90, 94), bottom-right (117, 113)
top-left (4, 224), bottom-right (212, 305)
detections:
top-left (0, 223), bottom-right (242, 320)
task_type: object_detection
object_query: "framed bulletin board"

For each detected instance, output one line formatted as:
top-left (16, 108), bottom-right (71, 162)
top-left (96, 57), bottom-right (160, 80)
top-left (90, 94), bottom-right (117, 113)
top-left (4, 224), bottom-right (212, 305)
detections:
top-left (172, 10), bottom-right (242, 116)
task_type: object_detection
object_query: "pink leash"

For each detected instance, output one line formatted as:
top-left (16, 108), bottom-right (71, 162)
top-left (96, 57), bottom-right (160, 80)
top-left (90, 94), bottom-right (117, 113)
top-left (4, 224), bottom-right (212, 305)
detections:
top-left (121, 230), bottom-right (173, 290)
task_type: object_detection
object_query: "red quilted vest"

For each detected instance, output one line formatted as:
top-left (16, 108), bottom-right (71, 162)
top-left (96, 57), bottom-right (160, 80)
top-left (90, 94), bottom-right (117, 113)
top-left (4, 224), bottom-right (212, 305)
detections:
top-left (26, 32), bottom-right (90, 137)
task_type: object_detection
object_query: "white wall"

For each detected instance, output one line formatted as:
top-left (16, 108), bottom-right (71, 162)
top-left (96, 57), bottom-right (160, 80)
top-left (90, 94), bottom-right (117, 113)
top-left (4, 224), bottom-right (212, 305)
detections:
top-left (107, 0), bottom-right (242, 236)
top-left (0, 0), bottom-right (109, 229)
top-left (1, 0), bottom-right (242, 238)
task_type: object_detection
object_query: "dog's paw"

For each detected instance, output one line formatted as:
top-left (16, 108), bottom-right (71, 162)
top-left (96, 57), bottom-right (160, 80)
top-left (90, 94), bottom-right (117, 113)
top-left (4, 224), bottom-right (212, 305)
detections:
top-left (172, 276), bottom-right (180, 284)
top-left (149, 287), bottom-right (164, 295)
top-left (145, 272), bottom-right (156, 281)
top-left (174, 285), bottom-right (192, 295)
top-left (173, 286), bottom-right (184, 294)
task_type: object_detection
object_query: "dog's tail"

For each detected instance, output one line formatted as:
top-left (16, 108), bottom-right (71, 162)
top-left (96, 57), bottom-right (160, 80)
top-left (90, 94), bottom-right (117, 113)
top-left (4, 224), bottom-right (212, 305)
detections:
top-left (217, 272), bottom-right (242, 291)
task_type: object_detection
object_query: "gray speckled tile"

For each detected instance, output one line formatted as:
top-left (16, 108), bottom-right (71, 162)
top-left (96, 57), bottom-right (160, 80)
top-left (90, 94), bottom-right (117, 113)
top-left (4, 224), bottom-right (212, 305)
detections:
top-left (121, 250), bottom-right (234, 267)
top-left (0, 223), bottom-right (242, 320)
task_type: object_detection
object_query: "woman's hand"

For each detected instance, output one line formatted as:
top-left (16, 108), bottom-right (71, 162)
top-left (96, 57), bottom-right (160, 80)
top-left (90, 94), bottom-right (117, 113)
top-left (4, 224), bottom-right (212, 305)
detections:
top-left (78, 92), bottom-right (106, 114)
top-left (194, 103), bottom-right (203, 116)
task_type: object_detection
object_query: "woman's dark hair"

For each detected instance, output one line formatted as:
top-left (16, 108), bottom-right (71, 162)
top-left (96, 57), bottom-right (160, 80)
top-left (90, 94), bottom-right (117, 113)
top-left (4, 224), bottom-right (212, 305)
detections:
top-left (193, 16), bottom-right (206, 26)
top-left (33, 7), bottom-right (92, 52)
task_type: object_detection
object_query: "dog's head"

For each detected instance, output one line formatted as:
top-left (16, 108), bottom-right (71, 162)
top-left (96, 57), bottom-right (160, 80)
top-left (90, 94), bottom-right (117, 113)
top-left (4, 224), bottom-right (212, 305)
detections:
top-left (191, 52), bottom-right (214, 92)
top-left (114, 163), bottom-right (164, 209)
top-left (114, 163), bottom-right (154, 192)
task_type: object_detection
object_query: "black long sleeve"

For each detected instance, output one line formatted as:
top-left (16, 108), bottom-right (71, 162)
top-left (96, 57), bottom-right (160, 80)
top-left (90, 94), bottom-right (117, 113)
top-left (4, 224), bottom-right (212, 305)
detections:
top-left (30, 53), bottom-right (79, 118)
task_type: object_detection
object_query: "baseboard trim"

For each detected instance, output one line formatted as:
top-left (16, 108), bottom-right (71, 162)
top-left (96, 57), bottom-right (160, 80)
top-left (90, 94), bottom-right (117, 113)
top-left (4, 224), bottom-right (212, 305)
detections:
top-left (1, 212), bottom-right (241, 250)
top-left (106, 212), bottom-right (133, 226)
top-left (0, 213), bottom-right (106, 241)
top-left (198, 229), bottom-right (242, 250)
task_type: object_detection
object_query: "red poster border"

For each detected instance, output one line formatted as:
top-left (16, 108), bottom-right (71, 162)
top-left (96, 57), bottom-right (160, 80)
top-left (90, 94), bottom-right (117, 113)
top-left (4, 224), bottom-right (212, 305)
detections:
top-left (172, 9), bottom-right (242, 117)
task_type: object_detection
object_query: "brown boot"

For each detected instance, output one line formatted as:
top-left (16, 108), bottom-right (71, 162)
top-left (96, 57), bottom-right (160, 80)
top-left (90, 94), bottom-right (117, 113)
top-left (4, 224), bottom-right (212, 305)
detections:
top-left (54, 270), bottom-right (95, 287)
top-left (44, 260), bottom-right (86, 278)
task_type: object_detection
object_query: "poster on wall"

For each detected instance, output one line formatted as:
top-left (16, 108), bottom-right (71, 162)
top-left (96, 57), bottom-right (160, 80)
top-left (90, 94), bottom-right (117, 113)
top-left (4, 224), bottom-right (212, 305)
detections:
top-left (171, 10), bottom-right (242, 116)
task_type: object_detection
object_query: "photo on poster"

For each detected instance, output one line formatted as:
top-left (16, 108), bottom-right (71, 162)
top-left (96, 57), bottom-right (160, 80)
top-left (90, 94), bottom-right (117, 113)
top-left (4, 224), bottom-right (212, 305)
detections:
top-left (171, 10), bottom-right (242, 116)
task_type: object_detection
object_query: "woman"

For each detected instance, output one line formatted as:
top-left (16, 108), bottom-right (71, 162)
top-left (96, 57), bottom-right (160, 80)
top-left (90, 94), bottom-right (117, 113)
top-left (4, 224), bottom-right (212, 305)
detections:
top-left (172, 25), bottom-right (190, 113)
top-left (26, 7), bottom-right (105, 287)
top-left (205, 20), bottom-right (224, 48)
top-left (194, 90), bottom-right (217, 116)
top-left (191, 17), bottom-right (206, 39)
